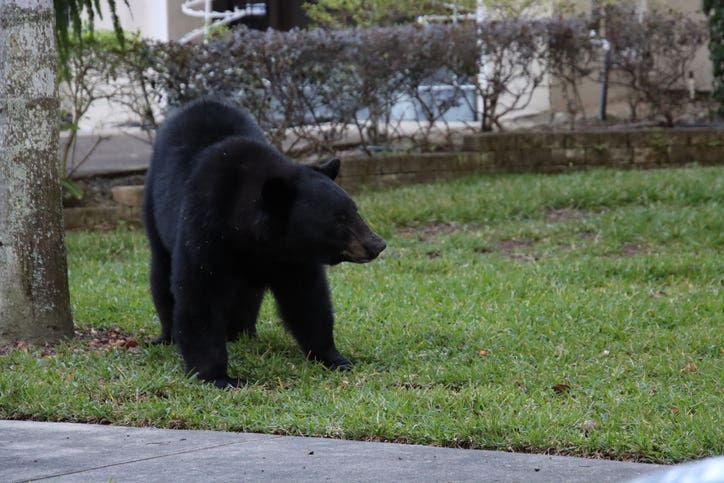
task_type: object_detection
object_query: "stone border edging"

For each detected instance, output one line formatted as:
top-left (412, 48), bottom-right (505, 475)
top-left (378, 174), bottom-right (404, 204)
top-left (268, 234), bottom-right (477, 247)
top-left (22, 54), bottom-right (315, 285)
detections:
top-left (338, 127), bottom-right (724, 191)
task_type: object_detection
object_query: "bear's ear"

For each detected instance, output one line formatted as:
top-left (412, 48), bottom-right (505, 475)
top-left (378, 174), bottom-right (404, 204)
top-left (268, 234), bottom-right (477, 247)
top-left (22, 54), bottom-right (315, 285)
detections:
top-left (314, 158), bottom-right (341, 180)
top-left (260, 176), bottom-right (295, 216)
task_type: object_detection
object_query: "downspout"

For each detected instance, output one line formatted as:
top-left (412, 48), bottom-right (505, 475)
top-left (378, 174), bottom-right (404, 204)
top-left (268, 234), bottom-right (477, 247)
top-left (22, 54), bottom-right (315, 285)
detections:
top-left (590, 30), bottom-right (611, 122)
top-left (476, 0), bottom-right (488, 128)
top-left (599, 36), bottom-right (610, 122)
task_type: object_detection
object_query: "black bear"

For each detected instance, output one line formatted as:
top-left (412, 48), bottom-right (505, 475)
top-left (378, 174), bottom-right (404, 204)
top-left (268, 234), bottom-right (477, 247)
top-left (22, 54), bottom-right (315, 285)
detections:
top-left (143, 97), bottom-right (386, 388)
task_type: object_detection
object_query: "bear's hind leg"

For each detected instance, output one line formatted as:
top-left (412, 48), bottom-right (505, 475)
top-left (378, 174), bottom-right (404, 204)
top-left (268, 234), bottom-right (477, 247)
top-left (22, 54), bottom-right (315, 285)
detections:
top-left (148, 229), bottom-right (174, 345)
top-left (269, 264), bottom-right (353, 370)
top-left (226, 283), bottom-right (265, 342)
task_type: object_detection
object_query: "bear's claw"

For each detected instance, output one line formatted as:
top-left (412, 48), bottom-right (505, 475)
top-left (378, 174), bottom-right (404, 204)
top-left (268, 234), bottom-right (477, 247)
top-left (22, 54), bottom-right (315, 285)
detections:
top-left (208, 376), bottom-right (247, 389)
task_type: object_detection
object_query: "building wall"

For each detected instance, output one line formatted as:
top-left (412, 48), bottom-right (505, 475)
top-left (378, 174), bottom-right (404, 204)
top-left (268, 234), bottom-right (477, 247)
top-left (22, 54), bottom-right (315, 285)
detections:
top-left (94, 0), bottom-right (309, 39)
top-left (638, 0), bottom-right (711, 91)
top-left (95, 0), bottom-right (203, 41)
top-left (549, 0), bottom-right (713, 116)
top-left (665, 0), bottom-right (714, 92)
top-left (168, 0), bottom-right (206, 41)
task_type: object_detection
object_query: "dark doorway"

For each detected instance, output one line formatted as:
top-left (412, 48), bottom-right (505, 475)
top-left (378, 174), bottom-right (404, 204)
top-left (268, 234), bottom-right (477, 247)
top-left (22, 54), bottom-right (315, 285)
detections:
top-left (211, 1), bottom-right (310, 30)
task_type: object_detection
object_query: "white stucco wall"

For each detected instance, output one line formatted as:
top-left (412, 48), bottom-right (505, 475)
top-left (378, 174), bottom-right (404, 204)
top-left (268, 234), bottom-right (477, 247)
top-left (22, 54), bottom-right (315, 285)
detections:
top-left (94, 0), bottom-right (203, 41)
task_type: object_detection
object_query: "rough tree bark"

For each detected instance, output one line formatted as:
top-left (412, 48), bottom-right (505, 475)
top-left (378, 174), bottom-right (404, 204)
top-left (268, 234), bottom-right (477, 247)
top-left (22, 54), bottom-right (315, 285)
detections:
top-left (0, 0), bottom-right (73, 343)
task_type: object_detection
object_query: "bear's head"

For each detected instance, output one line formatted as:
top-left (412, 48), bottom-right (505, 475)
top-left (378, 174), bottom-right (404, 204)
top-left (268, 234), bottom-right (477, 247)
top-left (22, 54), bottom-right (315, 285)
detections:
top-left (255, 158), bottom-right (386, 265)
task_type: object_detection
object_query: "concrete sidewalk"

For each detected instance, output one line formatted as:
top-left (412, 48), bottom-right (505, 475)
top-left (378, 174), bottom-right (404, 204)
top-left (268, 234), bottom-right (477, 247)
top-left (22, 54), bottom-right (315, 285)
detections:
top-left (65, 132), bottom-right (151, 178)
top-left (1, 420), bottom-right (662, 483)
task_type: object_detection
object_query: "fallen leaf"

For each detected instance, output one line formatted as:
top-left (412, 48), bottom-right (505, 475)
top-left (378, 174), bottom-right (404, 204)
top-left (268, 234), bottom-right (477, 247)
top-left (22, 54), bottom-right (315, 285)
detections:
top-left (478, 349), bottom-right (488, 356)
top-left (551, 383), bottom-right (571, 394)
top-left (681, 363), bottom-right (698, 373)
top-left (672, 407), bottom-right (680, 415)
top-left (581, 419), bottom-right (599, 434)
top-left (513, 379), bottom-right (529, 393)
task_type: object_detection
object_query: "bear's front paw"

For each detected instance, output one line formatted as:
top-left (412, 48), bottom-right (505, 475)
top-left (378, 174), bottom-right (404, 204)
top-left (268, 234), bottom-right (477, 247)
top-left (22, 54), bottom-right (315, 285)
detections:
top-left (150, 336), bottom-right (173, 346)
top-left (312, 352), bottom-right (356, 371)
top-left (207, 376), bottom-right (247, 389)
top-left (329, 358), bottom-right (355, 371)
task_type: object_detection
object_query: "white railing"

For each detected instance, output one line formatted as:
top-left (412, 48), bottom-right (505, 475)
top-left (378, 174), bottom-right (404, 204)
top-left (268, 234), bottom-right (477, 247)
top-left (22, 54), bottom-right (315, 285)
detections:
top-left (179, 0), bottom-right (266, 44)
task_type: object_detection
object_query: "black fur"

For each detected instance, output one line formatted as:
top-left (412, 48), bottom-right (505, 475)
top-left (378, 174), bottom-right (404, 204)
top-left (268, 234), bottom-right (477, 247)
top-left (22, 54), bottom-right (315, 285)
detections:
top-left (143, 98), bottom-right (386, 388)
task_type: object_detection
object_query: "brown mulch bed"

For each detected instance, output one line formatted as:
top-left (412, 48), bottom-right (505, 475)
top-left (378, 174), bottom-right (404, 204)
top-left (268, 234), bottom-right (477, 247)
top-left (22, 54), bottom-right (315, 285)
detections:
top-left (0, 327), bottom-right (144, 357)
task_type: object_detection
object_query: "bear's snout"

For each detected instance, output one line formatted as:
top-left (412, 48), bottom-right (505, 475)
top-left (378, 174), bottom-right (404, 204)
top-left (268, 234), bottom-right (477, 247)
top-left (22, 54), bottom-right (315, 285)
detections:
top-left (365, 233), bottom-right (386, 260)
top-left (344, 229), bottom-right (386, 263)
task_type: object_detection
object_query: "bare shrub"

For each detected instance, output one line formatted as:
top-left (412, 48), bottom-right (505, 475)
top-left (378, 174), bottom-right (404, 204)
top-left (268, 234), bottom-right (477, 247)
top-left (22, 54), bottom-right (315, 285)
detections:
top-left (470, 19), bottom-right (549, 131)
top-left (64, 10), bottom-right (709, 160)
top-left (545, 16), bottom-right (596, 129)
top-left (605, 5), bottom-right (708, 126)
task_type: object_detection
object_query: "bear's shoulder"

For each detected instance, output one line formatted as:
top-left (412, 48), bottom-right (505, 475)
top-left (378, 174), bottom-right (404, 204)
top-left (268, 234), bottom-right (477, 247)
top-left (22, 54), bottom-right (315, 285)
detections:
top-left (191, 135), bottom-right (292, 179)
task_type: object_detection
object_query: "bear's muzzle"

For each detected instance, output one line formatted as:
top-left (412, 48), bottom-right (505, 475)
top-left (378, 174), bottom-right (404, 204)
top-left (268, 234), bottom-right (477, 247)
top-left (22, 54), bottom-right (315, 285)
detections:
top-left (343, 229), bottom-right (386, 263)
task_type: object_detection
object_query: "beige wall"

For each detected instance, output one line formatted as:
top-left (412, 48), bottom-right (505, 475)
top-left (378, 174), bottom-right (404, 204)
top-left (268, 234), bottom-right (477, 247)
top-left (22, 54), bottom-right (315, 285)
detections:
top-left (167, 0), bottom-right (206, 41)
top-left (550, 0), bottom-right (713, 116)
top-left (577, 0), bottom-right (710, 89)
top-left (96, 0), bottom-right (203, 41)
top-left (640, 0), bottom-right (711, 90)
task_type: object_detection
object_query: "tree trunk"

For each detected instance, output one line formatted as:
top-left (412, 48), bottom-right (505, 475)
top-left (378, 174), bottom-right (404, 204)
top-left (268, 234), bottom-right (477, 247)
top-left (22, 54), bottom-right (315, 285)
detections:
top-left (0, 0), bottom-right (73, 343)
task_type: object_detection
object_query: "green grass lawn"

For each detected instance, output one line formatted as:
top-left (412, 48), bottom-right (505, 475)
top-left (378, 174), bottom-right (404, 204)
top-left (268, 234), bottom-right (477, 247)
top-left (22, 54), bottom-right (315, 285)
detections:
top-left (1, 166), bottom-right (722, 463)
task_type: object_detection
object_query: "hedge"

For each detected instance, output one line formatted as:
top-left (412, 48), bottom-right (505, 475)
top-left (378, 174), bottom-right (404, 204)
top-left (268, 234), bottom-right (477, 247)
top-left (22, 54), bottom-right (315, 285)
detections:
top-left (61, 5), bottom-right (709, 158)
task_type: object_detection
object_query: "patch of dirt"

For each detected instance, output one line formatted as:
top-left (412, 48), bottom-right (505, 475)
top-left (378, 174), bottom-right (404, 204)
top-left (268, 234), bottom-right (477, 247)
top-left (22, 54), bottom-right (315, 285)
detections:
top-left (474, 246), bottom-right (495, 255)
top-left (0, 327), bottom-right (145, 356)
top-left (74, 327), bottom-right (143, 352)
top-left (545, 208), bottom-right (588, 223)
top-left (577, 230), bottom-right (600, 240)
top-left (557, 230), bottom-right (600, 250)
top-left (495, 238), bottom-right (535, 251)
top-left (620, 242), bottom-right (647, 257)
top-left (398, 221), bottom-right (463, 242)
top-left (494, 238), bottom-right (540, 262)
top-left (0, 340), bottom-right (56, 357)
top-left (398, 223), bottom-right (543, 261)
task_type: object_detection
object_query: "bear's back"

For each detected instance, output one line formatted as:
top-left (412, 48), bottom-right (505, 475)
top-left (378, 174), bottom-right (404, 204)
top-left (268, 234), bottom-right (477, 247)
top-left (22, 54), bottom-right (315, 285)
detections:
top-left (156, 97), bottom-right (266, 159)
top-left (147, 98), bottom-right (270, 251)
